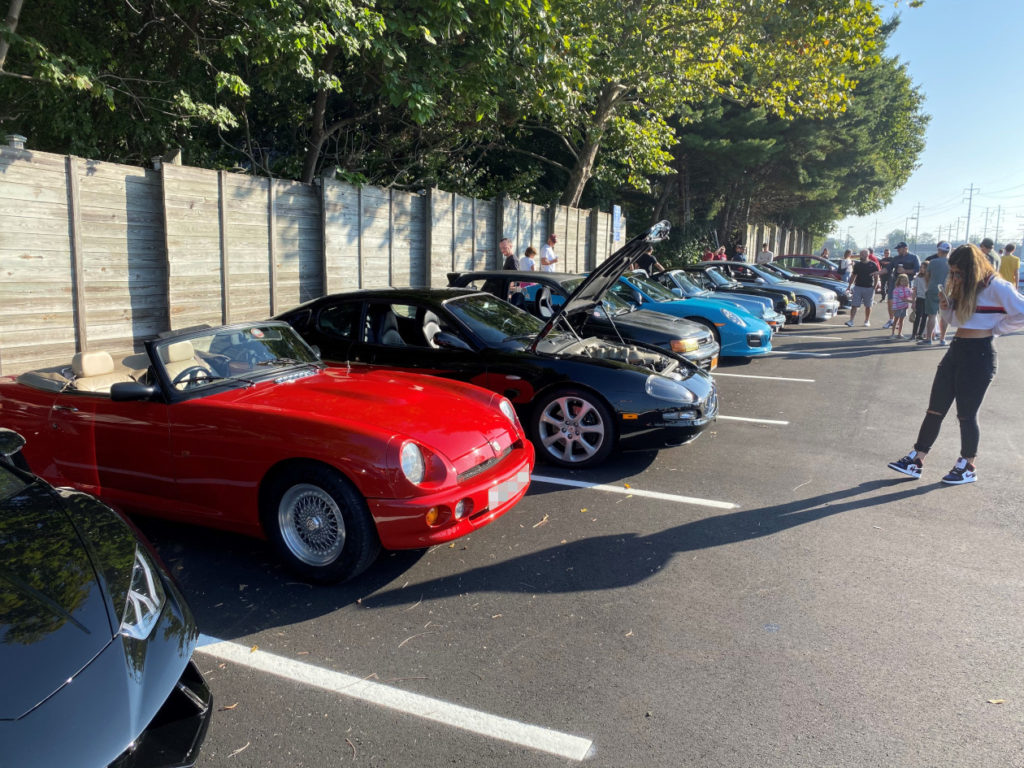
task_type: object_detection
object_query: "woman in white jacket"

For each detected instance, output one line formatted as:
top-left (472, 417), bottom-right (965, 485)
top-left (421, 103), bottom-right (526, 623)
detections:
top-left (888, 243), bottom-right (1024, 484)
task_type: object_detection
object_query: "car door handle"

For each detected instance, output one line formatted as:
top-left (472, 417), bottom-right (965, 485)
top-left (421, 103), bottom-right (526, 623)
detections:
top-left (52, 405), bottom-right (79, 413)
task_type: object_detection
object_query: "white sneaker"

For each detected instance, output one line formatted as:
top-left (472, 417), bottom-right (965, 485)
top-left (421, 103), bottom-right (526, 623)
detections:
top-left (938, 338), bottom-right (947, 346)
top-left (844, 320), bottom-right (854, 327)
top-left (863, 321), bottom-right (871, 327)
top-left (883, 320), bottom-right (893, 329)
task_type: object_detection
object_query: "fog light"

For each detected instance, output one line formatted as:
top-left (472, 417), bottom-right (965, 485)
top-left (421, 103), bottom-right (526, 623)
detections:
top-left (454, 499), bottom-right (473, 519)
top-left (425, 507), bottom-right (440, 526)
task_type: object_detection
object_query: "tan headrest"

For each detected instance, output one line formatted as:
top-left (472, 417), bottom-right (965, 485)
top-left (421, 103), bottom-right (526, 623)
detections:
top-left (166, 340), bottom-right (195, 363)
top-left (72, 351), bottom-right (114, 378)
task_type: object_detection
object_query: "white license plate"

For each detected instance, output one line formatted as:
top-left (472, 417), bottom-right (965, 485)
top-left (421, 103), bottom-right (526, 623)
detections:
top-left (488, 470), bottom-right (530, 508)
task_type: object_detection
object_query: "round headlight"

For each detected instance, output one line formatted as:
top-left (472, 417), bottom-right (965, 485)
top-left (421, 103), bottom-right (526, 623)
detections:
top-left (400, 441), bottom-right (425, 484)
top-left (721, 308), bottom-right (746, 327)
top-left (499, 398), bottom-right (516, 424)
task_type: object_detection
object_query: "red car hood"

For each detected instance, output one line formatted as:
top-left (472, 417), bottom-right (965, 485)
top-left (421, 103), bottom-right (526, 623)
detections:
top-left (221, 366), bottom-right (522, 475)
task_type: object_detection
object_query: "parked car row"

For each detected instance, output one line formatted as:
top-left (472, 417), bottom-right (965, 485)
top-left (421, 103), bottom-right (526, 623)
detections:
top-left (0, 222), bottom-right (844, 764)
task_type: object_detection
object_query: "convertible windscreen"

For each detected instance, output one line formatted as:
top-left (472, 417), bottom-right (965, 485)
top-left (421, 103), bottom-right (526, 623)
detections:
top-left (155, 324), bottom-right (322, 391)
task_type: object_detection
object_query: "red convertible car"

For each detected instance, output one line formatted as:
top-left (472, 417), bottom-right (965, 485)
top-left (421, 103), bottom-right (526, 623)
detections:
top-left (0, 321), bottom-right (534, 582)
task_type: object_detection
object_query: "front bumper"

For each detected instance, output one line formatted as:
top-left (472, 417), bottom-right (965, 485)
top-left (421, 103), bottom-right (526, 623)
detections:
top-left (817, 300), bottom-right (840, 319)
top-left (618, 386), bottom-right (719, 448)
top-left (682, 339), bottom-right (721, 372)
top-left (369, 441), bottom-right (535, 549)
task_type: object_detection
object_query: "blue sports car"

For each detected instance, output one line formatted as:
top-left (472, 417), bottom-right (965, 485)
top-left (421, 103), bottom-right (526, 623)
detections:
top-left (609, 273), bottom-right (773, 357)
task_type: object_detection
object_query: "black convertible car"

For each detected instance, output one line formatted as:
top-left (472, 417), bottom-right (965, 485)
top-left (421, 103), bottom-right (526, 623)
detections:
top-left (277, 222), bottom-right (719, 468)
top-left (446, 269), bottom-right (720, 371)
top-left (0, 429), bottom-right (211, 768)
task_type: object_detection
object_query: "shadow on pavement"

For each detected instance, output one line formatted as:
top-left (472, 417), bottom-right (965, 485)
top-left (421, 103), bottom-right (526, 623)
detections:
top-left (135, 517), bottom-right (425, 640)
top-left (362, 477), bottom-right (937, 608)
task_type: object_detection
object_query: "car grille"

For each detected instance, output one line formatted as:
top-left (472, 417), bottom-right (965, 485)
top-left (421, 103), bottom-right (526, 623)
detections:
top-left (457, 443), bottom-right (515, 482)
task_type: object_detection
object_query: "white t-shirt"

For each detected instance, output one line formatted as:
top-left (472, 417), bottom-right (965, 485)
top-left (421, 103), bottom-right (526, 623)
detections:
top-left (540, 244), bottom-right (557, 272)
top-left (519, 255), bottom-right (535, 271)
top-left (755, 250), bottom-right (774, 264)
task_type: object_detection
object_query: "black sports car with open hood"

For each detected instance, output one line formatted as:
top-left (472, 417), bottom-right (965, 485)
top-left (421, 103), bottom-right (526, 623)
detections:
top-left (277, 221), bottom-right (719, 468)
top-left (0, 429), bottom-right (211, 768)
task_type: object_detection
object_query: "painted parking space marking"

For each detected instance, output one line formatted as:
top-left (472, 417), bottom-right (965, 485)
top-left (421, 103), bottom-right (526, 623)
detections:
top-left (717, 414), bottom-right (790, 425)
top-left (714, 372), bottom-right (815, 382)
top-left (766, 349), bottom-right (832, 358)
top-left (530, 475), bottom-right (737, 510)
top-left (775, 333), bottom-right (844, 341)
top-left (196, 636), bottom-right (594, 761)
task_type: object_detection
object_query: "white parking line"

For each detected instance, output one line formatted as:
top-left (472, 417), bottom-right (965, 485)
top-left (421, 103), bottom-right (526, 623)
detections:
top-left (714, 372), bottom-right (815, 382)
top-left (530, 475), bottom-right (737, 510)
top-left (717, 414), bottom-right (790, 425)
top-left (766, 350), bottom-right (832, 358)
top-left (196, 636), bottom-right (594, 761)
top-left (775, 333), bottom-right (844, 341)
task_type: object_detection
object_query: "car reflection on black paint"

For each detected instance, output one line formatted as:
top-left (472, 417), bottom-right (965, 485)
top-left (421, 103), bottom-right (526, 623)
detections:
top-left (0, 428), bottom-right (212, 768)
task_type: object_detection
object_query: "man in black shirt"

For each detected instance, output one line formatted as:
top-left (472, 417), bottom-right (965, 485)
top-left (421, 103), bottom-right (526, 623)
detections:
top-left (633, 247), bottom-right (665, 275)
top-left (844, 249), bottom-right (880, 327)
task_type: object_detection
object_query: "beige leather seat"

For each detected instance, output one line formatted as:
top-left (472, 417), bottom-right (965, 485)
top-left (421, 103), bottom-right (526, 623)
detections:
top-left (161, 340), bottom-right (212, 387)
top-left (71, 351), bottom-right (133, 393)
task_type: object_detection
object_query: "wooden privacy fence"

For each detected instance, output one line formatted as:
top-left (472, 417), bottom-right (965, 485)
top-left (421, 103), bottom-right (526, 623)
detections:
top-left (0, 146), bottom-right (624, 376)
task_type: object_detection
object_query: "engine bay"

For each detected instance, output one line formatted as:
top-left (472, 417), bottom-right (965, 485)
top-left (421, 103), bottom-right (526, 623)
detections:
top-left (573, 339), bottom-right (682, 376)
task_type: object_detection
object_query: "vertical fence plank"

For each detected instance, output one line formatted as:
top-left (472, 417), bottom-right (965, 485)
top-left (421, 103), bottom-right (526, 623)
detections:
top-left (65, 156), bottom-right (87, 352)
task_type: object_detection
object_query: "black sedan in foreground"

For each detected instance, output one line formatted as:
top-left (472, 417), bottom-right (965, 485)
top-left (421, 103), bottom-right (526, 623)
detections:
top-left (446, 269), bottom-right (721, 371)
top-left (277, 222), bottom-right (719, 468)
top-left (0, 429), bottom-right (212, 768)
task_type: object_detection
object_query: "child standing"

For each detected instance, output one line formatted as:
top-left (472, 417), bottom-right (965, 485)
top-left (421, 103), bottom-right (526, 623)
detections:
top-left (890, 274), bottom-right (913, 339)
top-left (911, 262), bottom-right (928, 340)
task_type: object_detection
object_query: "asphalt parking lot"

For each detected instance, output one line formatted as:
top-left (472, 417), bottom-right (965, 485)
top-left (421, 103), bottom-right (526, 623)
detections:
top-left (141, 317), bottom-right (1024, 768)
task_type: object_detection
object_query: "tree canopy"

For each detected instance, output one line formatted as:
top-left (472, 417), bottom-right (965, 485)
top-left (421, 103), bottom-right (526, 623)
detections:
top-left (0, 0), bottom-right (927, 236)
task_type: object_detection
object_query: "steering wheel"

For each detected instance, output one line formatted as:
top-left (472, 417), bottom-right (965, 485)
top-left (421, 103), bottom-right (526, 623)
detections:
top-left (171, 365), bottom-right (211, 391)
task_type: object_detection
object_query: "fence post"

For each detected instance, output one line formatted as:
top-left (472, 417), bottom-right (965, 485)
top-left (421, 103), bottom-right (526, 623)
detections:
top-left (268, 179), bottom-right (278, 315)
top-left (65, 156), bottom-right (88, 353)
top-left (218, 170), bottom-right (231, 324)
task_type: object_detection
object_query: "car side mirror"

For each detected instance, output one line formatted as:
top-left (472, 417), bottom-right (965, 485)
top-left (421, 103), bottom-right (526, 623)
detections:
top-left (110, 382), bottom-right (160, 402)
top-left (631, 290), bottom-right (644, 305)
top-left (755, 278), bottom-right (765, 284)
top-left (310, 344), bottom-right (321, 358)
top-left (0, 428), bottom-right (26, 458)
top-left (434, 332), bottom-right (472, 351)
top-left (670, 288), bottom-right (683, 298)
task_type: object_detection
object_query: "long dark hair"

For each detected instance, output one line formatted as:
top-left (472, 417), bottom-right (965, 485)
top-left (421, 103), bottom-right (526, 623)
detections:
top-left (947, 244), bottom-right (996, 324)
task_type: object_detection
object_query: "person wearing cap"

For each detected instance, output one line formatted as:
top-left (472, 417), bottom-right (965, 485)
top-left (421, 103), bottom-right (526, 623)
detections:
top-left (888, 242), bottom-right (919, 327)
top-left (921, 242), bottom-right (950, 345)
top-left (979, 237), bottom-right (1000, 272)
top-left (732, 244), bottom-right (747, 262)
top-left (997, 242), bottom-right (1018, 285)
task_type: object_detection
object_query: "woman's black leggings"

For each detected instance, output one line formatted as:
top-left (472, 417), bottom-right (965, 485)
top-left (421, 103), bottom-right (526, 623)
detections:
top-left (914, 336), bottom-right (997, 458)
top-left (911, 298), bottom-right (927, 338)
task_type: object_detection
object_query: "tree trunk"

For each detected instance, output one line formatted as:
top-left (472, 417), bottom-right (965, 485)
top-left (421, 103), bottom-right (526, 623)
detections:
top-left (559, 81), bottom-right (628, 208)
top-left (0, 0), bottom-right (25, 71)
top-left (300, 43), bottom-right (344, 184)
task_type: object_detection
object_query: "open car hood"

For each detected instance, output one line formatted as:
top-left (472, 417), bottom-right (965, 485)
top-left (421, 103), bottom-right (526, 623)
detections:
top-left (530, 220), bottom-right (671, 351)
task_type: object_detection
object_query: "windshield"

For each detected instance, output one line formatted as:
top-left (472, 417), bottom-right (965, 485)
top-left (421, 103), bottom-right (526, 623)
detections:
top-left (702, 268), bottom-right (735, 287)
top-left (667, 271), bottom-right (708, 297)
top-left (154, 323), bottom-right (322, 392)
top-left (446, 293), bottom-right (546, 349)
top-left (621, 273), bottom-right (679, 302)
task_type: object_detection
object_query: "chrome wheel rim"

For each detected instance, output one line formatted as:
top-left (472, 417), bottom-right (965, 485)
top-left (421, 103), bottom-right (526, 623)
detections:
top-left (278, 483), bottom-right (346, 566)
top-left (537, 395), bottom-right (605, 463)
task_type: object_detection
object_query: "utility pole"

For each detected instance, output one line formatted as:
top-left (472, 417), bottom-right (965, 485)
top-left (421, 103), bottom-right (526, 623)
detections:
top-left (954, 217), bottom-right (962, 243)
top-left (912, 202), bottom-right (922, 248)
top-left (873, 220), bottom-right (879, 248)
top-left (963, 184), bottom-right (978, 243)
top-left (937, 224), bottom-right (943, 244)
top-left (982, 207), bottom-right (991, 238)
top-left (994, 205), bottom-right (1002, 243)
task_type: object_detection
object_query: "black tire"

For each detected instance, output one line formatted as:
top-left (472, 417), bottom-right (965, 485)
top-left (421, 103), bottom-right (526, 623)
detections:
top-left (260, 463), bottom-right (381, 583)
top-left (530, 388), bottom-right (615, 468)
top-left (796, 295), bottom-right (815, 320)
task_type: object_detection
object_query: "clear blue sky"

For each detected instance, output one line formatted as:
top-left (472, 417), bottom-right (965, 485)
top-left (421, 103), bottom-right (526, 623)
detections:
top-left (834, 0), bottom-right (1024, 250)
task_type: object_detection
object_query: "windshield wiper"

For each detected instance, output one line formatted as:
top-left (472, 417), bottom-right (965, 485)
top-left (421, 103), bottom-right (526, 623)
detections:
top-left (256, 356), bottom-right (317, 368)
